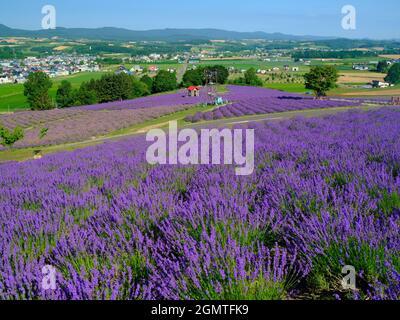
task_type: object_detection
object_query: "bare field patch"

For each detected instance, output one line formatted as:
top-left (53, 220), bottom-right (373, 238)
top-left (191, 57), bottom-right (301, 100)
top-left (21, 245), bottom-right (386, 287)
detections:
top-left (341, 89), bottom-right (400, 96)
top-left (53, 46), bottom-right (70, 51)
top-left (338, 72), bottom-right (385, 84)
top-left (379, 54), bottom-right (400, 59)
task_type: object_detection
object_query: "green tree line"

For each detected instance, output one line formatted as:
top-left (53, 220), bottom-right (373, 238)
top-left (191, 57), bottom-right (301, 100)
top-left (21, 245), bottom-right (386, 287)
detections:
top-left (23, 70), bottom-right (181, 110)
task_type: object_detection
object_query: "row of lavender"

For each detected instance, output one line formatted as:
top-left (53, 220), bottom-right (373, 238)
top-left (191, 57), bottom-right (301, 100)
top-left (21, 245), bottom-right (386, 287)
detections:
top-left (0, 89), bottom-right (209, 131)
top-left (0, 105), bottom-right (193, 149)
top-left (0, 108), bottom-right (398, 300)
top-left (188, 98), bottom-right (361, 122)
top-left (0, 88), bottom-right (213, 149)
top-left (16, 105), bottom-right (193, 148)
top-left (77, 88), bottom-right (211, 111)
top-left (187, 85), bottom-right (362, 122)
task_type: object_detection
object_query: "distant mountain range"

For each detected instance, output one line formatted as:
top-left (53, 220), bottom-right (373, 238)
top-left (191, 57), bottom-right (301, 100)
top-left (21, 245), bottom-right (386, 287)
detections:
top-left (0, 24), bottom-right (335, 42)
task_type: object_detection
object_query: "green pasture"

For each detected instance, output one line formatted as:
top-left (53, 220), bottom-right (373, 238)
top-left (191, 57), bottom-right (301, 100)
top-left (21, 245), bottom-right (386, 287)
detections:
top-left (264, 83), bottom-right (308, 93)
top-left (199, 59), bottom-right (309, 72)
top-left (0, 71), bottom-right (107, 111)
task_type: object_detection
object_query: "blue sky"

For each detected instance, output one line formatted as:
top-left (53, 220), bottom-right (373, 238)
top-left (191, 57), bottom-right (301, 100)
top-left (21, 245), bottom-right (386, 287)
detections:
top-left (1, 0), bottom-right (399, 39)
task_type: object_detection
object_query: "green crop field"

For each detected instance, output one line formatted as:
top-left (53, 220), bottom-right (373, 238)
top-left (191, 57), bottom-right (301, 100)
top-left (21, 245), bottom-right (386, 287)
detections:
top-left (0, 72), bottom-right (107, 112)
top-left (310, 57), bottom-right (379, 71)
top-left (264, 83), bottom-right (308, 93)
top-left (199, 59), bottom-right (309, 72)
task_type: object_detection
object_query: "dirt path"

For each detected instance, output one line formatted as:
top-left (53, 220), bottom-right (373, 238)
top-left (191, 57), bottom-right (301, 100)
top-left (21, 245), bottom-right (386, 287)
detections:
top-left (176, 59), bottom-right (189, 83)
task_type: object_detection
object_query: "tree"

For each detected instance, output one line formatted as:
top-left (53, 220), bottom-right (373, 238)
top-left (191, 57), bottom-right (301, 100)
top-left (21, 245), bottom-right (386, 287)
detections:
top-left (230, 68), bottom-right (263, 87)
top-left (152, 70), bottom-right (177, 93)
top-left (0, 125), bottom-right (24, 148)
top-left (377, 61), bottom-right (390, 73)
top-left (244, 68), bottom-right (263, 86)
top-left (95, 73), bottom-right (133, 102)
top-left (385, 63), bottom-right (400, 85)
top-left (23, 72), bottom-right (53, 110)
top-left (304, 66), bottom-right (339, 98)
top-left (182, 69), bottom-right (203, 87)
top-left (131, 78), bottom-right (150, 98)
top-left (114, 73), bottom-right (134, 100)
top-left (56, 80), bottom-right (74, 108)
top-left (74, 82), bottom-right (98, 106)
top-left (140, 75), bottom-right (154, 92)
top-left (201, 65), bottom-right (229, 84)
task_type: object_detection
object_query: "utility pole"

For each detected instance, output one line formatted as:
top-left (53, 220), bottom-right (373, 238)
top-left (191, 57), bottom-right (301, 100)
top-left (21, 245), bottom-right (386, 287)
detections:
top-left (204, 69), bottom-right (218, 105)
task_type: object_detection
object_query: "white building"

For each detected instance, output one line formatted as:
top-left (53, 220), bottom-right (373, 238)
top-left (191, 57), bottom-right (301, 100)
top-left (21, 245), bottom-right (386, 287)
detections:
top-left (131, 65), bottom-right (144, 73)
top-left (371, 80), bottom-right (390, 88)
top-left (0, 76), bottom-right (12, 84)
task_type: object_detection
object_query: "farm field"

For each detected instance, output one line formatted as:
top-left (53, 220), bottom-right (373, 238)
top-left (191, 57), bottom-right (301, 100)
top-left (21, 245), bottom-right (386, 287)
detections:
top-left (330, 84), bottom-right (400, 97)
top-left (0, 107), bottom-right (399, 300)
top-left (0, 72), bottom-right (107, 112)
top-left (121, 62), bottom-right (181, 72)
top-left (340, 88), bottom-right (400, 96)
top-left (199, 58), bottom-right (309, 72)
top-left (338, 71), bottom-right (386, 84)
top-left (310, 57), bottom-right (379, 71)
top-left (379, 54), bottom-right (400, 59)
top-left (264, 83), bottom-right (307, 93)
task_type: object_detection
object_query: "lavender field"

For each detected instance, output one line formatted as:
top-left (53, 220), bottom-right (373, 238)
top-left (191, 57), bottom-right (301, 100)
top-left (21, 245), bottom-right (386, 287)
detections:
top-left (0, 104), bottom-right (194, 148)
top-left (0, 107), bottom-right (399, 300)
top-left (0, 85), bottom-right (371, 148)
top-left (187, 86), bottom-right (363, 122)
top-left (77, 88), bottom-right (211, 111)
top-left (0, 88), bottom-right (211, 148)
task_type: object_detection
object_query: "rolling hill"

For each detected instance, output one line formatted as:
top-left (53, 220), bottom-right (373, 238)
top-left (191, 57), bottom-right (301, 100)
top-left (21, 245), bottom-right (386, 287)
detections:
top-left (0, 24), bottom-right (334, 42)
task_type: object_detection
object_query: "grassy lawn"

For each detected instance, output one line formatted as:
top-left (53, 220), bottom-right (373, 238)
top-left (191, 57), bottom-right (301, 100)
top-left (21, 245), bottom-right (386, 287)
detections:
top-left (0, 71), bottom-right (107, 112)
top-left (264, 83), bottom-right (308, 93)
top-left (122, 62), bottom-right (181, 72)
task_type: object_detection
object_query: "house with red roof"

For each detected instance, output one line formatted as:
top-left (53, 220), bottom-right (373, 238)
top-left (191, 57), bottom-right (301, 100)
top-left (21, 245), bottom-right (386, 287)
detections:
top-left (187, 86), bottom-right (200, 97)
top-left (148, 65), bottom-right (159, 73)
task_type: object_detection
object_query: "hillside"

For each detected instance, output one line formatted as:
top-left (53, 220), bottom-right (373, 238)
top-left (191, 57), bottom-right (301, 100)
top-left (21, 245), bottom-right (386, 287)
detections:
top-left (0, 24), bottom-right (333, 42)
